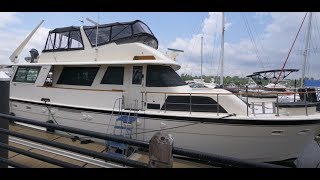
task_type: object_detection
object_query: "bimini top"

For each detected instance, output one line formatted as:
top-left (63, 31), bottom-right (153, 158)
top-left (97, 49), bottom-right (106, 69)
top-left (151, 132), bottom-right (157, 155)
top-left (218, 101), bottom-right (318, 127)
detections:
top-left (43, 20), bottom-right (158, 52)
top-left (246, 69), bottom-right (299, 85)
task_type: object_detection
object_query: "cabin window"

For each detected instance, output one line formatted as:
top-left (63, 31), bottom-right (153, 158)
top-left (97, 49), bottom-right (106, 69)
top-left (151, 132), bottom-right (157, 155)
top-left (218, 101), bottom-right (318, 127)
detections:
top-left (132, 66), bottom-right (143, 85)
top-left (13, 66), bottom-right (41, 83)
top-left (101, 67), bottom-right (124, 85)
top-left (161, 96), bottom-right (227, 113)
top-left (146, 65), bottom-right (187, 87)
top-left (57, 67), bottom-right (99, 86)
top-left (43, 28), bottom-right (84, 52)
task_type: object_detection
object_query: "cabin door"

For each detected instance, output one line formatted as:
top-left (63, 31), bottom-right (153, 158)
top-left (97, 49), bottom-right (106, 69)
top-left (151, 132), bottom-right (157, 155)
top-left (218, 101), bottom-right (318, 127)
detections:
top-left (127, 65), bottom-right (144, 110)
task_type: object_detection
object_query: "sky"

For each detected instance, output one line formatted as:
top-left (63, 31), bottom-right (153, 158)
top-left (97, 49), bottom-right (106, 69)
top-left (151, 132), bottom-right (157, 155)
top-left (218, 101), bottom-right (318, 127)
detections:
top-left (1, 12), bottom-right (319, 79)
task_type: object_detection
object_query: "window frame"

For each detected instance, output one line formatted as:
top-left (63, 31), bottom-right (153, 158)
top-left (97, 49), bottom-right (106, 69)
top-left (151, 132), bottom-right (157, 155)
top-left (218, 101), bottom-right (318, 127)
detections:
top-left (100, 66), bottom-right (125, 85)
top-left (43, 30), bottom-right (84, 52)
top-left (56, 66), bottom-right (99, 86)
top-left (132, 66), bottom-right (143, 85)
top-left (12, 66), bottom-right (41, 83)
top-left (146, 65), bottom-right (187, 87)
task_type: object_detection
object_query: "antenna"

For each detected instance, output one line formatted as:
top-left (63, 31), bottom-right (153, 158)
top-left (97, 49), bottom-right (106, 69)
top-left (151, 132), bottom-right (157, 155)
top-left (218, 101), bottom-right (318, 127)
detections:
top-left (167, 48), bottom-right (184, 61)
top-left (9, 20), bottom-right (44, 63)
top-left (167, 48), bottom-right (184, 52)
top-left (86, 14), bottom-right (100, 61)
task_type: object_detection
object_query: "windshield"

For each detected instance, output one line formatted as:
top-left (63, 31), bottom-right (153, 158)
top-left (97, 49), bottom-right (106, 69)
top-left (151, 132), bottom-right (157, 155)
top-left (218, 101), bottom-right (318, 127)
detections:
top-left (146, 65), bottom-right (187, 87)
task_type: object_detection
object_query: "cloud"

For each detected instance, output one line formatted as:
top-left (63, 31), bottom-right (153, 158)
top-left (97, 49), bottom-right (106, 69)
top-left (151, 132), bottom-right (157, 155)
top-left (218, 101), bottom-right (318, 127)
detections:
top-left (166, 12), bottom-right (320, 80)
top-left (0, 12), bottom-right (50, 64)
top-left (0, 12), bottom-right (20, 28)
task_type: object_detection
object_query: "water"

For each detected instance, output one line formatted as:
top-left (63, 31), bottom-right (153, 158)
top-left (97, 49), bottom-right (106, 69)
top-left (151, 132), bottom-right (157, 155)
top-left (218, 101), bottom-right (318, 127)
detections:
top-left (296, 140), bottom-right (320, 168)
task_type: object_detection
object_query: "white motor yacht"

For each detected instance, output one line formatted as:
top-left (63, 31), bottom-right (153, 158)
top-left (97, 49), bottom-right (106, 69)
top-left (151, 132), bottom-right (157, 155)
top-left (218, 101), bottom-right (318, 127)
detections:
top-left (7, 20), bottom-right (320, 164)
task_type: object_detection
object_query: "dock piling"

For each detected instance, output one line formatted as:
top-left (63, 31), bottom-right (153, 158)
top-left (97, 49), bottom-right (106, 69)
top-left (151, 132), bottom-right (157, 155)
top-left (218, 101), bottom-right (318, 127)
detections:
top-left (0, 74), bottom-right (10, 168)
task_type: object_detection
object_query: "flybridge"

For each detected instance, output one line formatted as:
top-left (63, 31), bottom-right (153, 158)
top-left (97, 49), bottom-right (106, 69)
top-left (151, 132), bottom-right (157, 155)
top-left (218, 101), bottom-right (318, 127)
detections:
top-left (43, 20), bottom-right (158, 53)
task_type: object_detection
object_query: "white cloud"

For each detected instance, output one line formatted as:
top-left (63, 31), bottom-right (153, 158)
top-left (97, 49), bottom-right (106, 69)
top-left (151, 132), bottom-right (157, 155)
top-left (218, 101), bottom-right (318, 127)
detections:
top-left (167, 12), bottom-right (320, 80)
top-left (0, 12), bottom-right (20, 28)
top-left (0, 27), bottom-right (50, 64)
top-left (0, 12), bottom-right (50, 64)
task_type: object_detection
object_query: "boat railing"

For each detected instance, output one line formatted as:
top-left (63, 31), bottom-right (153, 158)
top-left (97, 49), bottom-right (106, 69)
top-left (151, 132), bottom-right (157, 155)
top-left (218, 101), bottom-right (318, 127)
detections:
top-left (142, 89), bottom-right (320, 117)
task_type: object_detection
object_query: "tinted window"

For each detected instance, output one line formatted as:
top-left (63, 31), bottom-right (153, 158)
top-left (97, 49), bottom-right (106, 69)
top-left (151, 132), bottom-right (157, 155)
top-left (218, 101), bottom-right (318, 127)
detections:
top-left (101, 67), bottom-right (124, 85)
top-left (13, 66), bottom-right (41, 83)
top-left (57, 67), bottom-right (99, 86)
top-left (132, 66), bottom-right (143, 84)
top-left (146, 65), bottom-right (187, 87)
top-left (161, 96), bottom-right (227, 113)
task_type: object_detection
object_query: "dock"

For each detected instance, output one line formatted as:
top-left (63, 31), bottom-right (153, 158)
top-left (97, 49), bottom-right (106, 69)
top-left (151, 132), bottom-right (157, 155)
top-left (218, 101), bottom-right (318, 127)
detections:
top-left (7, 123), bottom-right (212, 168)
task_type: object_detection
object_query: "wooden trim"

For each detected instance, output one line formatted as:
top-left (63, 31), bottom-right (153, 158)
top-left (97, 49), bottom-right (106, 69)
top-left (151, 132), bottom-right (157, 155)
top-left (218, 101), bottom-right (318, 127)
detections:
top-left (133, 55), bottom-right (156, 60)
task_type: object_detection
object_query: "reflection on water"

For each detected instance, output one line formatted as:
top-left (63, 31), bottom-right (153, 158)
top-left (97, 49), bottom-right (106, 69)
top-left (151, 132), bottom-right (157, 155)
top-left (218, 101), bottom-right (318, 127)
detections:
top-left (296, 140), bottom-right (320, 168)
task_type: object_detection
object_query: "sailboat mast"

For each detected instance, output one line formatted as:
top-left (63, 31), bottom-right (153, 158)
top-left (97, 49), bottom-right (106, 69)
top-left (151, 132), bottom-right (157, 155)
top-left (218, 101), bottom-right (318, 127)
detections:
top-left (201, 36), bottom-right (203, 82)
top-left (219, 12), bottom-right (225, 86)
top-left (301, 12), bottom-right (312, 88)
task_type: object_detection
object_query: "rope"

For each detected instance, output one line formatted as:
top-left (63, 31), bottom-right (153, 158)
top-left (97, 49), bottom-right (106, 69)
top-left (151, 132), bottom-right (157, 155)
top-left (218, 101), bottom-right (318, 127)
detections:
top-left (242, 13), bottom-right (265, 71)
top-left (273, 12), bottom-right (308, 90)
top-left (44, 101), bottom-right (93, 144)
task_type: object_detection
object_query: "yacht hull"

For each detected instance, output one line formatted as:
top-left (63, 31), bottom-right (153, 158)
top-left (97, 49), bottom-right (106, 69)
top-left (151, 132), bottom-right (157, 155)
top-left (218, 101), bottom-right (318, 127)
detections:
top-left (10, 99), bottom-right (320, 163)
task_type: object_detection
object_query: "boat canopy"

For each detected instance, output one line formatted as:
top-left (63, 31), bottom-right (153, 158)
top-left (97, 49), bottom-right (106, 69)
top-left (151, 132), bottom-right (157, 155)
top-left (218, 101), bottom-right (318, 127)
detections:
top-left (246, 69), bottom-right (299, 85)
top-left (43, 20), bottom-right (158, 53)
top-left (83, 20), bottom-right (158, 49)
top-left (43, 26), bottom-right (84, 52)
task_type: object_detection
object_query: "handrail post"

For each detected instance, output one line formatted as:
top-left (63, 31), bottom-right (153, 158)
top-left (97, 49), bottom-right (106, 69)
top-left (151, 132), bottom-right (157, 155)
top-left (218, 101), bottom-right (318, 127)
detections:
top-left (164, 93), bottom-right (167, 113)
top-left (304, 90), bottom-right (308, 116)
top-left (246, 96), bottom-right (249, 116)
top-left (217, 94), bottom-right (219, 116)
top-left (189, 93), bottom-right (192, 115)
top-left (262, 102), bottom-right (265, 114)
top-left (145, 92), bottom-right (148, 111)
top-left (272, 102), bottom-right (276, 114)
top-left (0, 75), bottom-right (10, 168)
top-left (252, 102), bottom-right (255, 115)
top-left (276, 93), bottom-right (279, 116)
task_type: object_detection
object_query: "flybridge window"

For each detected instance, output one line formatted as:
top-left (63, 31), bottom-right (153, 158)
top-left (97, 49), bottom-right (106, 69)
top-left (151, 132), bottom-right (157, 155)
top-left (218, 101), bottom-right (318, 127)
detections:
top-left (146, 65), bottom-right (187, 87)
top-left (111, 25), bottom-right (132, 40)
top-left (84, 20), bottom-right (158, 49)
top-left (101, 67), bottom-right (124, 85)
top-left (85, 27), bottom-right (111, 46)
top-left (13, 66), bottom-right (41, 83)
top-left (57, 67), bottom-right (99, 86)
top-left (43, 28), bottom-right (84, 52)
top-left (133, 22), bottom-right (152, 34)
